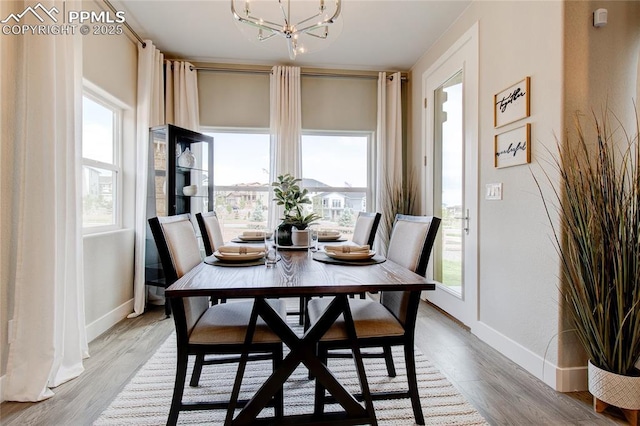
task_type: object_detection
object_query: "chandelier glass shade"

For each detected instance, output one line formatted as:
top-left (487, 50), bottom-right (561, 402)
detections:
top-left (231, 0), bottom-right (342, 60)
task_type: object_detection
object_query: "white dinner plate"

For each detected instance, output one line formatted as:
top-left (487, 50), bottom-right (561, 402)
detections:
top-left (324, 249), bottom-right (376, 261)
top-left (237, 233), bottom-right (272, 241)
top-left (213, 250), bottom-right (265, 262)
top-left (318, 234), bottom-right (342, 242)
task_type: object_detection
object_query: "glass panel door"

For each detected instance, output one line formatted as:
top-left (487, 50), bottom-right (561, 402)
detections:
top-left (434, 70), bottom-right (463, 297)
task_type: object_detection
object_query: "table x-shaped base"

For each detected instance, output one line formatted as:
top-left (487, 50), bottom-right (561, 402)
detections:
top-left (224, 295), bottom-right (378, 425)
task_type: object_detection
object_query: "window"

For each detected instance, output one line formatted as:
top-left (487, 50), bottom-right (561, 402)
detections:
top-left (205, 130), bottom-right (271, 242)
top-left (82, 92), bottom-right (122, 231)
top-left (202, 130), bottom-right (373, 241)
top-left (301, 132), bottom-right (372, 239)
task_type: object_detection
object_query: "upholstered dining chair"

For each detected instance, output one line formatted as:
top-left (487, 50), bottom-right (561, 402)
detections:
top-left (195, 211), bottom-right (225, 256)
top-left (195, 211), bottom-right (229, 304)
top-left (351, 211), bottom-right (382, 247)
top-left (307, 214), bottom-right (441, 425)
top-left (148, 214), bottom-right (285, 425)
top-left (350, 211), bottom-right (382, 299)
top-left (301, 211), bottom-right (383, 319)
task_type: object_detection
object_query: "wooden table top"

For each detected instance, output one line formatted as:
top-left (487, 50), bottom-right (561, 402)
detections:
top-left (166, 250), bottom-right (435, 298)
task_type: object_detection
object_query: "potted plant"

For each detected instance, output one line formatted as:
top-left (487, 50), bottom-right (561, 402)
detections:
top-left (535, 110), bottom-right (640, 423)
top-left (272, 173), bottom-right (321, 246)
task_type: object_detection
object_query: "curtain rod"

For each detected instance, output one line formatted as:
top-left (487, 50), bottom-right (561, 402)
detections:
top-left (190, 66), bottom-right (408, 82)
top-left (103, 0), bottom-right (146, 48)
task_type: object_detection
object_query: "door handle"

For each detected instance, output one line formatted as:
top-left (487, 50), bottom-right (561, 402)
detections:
top-left (454, 209), bottom-right (470, 235)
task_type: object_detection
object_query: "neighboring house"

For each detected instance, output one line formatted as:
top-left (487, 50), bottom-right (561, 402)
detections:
top-left (82, 166), bottom-right (113, 203)
top-left (315, 191), bottom-right (366, 221)
top-left (222, 182), bottom-right (269, 210)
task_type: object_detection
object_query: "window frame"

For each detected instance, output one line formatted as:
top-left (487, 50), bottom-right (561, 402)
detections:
top-left (81, 85), bottom-right (124, 234)
top-left (301, 130), bottom-right (375, 212)
top-left (201, 126), bottom-right (271, 193)
top-left (199, 128), bottom-right (375, 236)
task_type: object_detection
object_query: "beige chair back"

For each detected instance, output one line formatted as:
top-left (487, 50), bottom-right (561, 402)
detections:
top-left (382, 215), bottom-right (440, 325)
top-left (161, 218), bottom-right (202, 278)
top-left (351, 212), bottom-right (382, 247)
top-left (386, 219), bottom-right (431, 272)
top-left (196, 211), bottom-right (225, 256)
top-left (149, 214), bottom-right (208, 334)
top-left (202, 214), bottom-right (224, 252)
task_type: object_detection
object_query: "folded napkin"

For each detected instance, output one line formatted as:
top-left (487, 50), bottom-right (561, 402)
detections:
top-left (318, 230), bottom-right (340, 237)
top-left (217, 245), bottom-right (265, 254)
top-left (324, 244), bottom-right (370, 254)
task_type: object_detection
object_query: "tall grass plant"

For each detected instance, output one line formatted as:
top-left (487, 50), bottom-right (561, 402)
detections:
top-left (534, 110), bottom-right (640, 376)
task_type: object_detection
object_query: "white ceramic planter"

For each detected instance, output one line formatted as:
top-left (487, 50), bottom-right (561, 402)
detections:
top-left (588, 361), bottom-right (640, 410)
top-left (291, 229), bottom-right (310, 246)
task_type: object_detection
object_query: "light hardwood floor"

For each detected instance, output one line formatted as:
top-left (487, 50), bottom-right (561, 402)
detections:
top-left (0, 301), bottom-right (628, 425)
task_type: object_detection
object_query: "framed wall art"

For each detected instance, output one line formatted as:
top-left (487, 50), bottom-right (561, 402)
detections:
top-left (494, 123), bottom-right (531, 168)
top-left (494, 77), bottom-right (530, 128)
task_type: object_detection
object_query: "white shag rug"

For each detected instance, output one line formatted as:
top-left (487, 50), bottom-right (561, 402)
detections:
top-left (95, 327), bottom-right (488, 425)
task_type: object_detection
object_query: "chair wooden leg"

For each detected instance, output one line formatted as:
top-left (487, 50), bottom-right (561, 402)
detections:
top-left (383, 345), bottom-right (396, 377)
top-left (308, 342), bottom-right (316, 380)
top-left (404, 344), bottom-right (425, 425)
top-left (298, 297), bottom-right (306, 325)
top-left (167, 350), bottom-right (188, 426)
top-left (164, 299), bottom-right (171, 318)
top-left (313, 346), bottom-right (328, 416)
top-left (273, 346), bottom-right (284, 418)
top-left (189, 354), bottom-right (204, 387)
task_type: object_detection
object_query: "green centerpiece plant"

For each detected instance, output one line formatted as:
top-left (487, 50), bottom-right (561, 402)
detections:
top-left (272, 173), bottom-right (321, 245)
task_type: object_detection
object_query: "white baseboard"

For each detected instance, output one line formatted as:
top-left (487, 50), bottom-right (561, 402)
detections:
top-left (85, 299), bottom-right (134, 343)
top-left (472, 321), bottom-right (588, 392)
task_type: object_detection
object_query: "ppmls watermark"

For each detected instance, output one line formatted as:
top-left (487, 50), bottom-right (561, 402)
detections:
top-left (1, 2), bottom-right (126, 36)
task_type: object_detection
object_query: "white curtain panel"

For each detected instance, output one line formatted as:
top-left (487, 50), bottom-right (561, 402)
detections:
top-left (375, 72), bottom-right (403, 256)
top-left (165, 61), bottom-right (200, 130)
top-left (4, 0), bottom-right (88, 401)
top-left (268, 66), bottom-right (302, 229)
top-left (130, 41), bottom-right (165, 317)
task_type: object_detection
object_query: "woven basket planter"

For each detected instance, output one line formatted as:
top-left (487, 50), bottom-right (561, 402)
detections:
top-left (588, 361), bottom-right (640, 425)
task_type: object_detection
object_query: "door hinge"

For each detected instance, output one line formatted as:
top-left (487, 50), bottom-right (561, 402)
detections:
top-left (424, 156), bottom-right (427, 166)
top-left (424, 98), bottom-right (428, 109)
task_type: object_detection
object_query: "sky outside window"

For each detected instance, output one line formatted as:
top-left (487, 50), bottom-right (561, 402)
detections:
top-left (82, 96), bottom-right (114, 164)
top-left (302, 135), bottom-right (367, 187)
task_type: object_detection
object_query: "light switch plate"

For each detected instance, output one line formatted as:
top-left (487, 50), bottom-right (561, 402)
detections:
top-left (486, 183), bottom-right (503, 200)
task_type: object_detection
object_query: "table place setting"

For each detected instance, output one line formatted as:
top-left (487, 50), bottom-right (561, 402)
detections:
top-left (231, 230), bottom-right (273, 243)
top-left (205, 245), bottom-right (268, 267)
top-left (313, 244), bottom-right (386, 265)
top-left (317, 230), bottom-right (346, 242)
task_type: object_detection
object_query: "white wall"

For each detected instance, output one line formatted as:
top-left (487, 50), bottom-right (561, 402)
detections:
top-left (81, 0), bottom-right (137, 338)
top-left (410, 0), bottom-right (640, 391)
top-left (410, 1), bottom-right (566, 389)
top-left (560, 0), bottom-right (640, 370)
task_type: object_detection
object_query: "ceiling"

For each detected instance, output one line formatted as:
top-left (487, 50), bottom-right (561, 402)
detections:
top-left (112, 0), bottom-right (471, 71)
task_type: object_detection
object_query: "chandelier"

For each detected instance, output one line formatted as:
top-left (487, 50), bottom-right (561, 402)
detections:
top-left (231, 0), bottom-right (342, 60)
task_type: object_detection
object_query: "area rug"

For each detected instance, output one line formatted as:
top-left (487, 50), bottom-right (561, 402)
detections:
top-left (95, 327), bottom-right (488, 425)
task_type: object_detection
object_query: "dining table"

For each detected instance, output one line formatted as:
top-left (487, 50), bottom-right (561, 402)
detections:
top-left (165, 247), bottom-right (435, 425)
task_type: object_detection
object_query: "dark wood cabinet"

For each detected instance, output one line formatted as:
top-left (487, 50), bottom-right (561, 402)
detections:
top-left (145, 124), bottom-right (213, 292)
